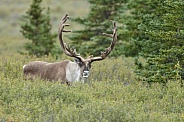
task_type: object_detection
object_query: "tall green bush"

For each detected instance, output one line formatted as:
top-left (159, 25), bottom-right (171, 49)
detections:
top-left (20, 0), bottom-right (59, 57)
top-left (127, 0), bottom-right (184, 84)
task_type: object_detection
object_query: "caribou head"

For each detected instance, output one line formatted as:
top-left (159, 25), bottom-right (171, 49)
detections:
top-left (23, 14), bottom-right (117, 84)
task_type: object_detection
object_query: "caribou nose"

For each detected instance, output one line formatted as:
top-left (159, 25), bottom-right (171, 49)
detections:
top-left (83, 70), bottom-right (90, 78)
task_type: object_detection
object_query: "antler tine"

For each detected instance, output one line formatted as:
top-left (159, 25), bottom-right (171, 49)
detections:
top-left (58, 14), bottom-right (83, 60)
top-left (90, 21), bottom-right (117, 62)
top-left (61, 13), bottom-right (69, 23)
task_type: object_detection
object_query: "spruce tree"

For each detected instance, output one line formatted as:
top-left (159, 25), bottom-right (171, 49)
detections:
top-left (69, 0), bottom-right (128, 57)
top-left (20, 0), bottom-right (58, 57)
top-left (129, 0), bottom-right (184, 84)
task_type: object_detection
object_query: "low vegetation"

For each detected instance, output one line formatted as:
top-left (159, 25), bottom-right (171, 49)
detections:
top-left (0, 55), bottom-right (183, 121)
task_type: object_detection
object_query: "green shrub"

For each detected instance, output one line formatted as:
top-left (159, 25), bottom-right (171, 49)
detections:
top-left (0, 55), bottom-right (183, 121)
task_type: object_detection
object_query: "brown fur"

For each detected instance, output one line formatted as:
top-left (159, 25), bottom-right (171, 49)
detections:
top-left (23, 60), bottom-right (70, 83)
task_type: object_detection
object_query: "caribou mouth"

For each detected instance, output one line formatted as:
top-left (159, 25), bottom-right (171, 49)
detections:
top-left (83, 71), bottom-right (90, 78)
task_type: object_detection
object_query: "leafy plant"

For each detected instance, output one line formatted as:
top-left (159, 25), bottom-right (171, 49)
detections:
top-left (0, 55), bottom-right (183, 121)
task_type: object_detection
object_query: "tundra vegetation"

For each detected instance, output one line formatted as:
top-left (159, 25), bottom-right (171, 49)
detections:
top-left (0, 0), bottom-right (183, 121)
top-left (0, 55), bottom-right (183, 121)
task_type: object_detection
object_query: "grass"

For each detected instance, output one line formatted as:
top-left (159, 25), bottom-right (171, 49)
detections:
top-left (0, 55), bottom-right (183, 122)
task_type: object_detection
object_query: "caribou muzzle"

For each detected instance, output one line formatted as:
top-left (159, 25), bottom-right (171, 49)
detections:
top-left (83, 70), bottom-right (90, 78)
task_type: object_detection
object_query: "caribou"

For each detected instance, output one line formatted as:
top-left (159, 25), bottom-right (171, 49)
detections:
top-left (23, 14), bottom-right (117, 84)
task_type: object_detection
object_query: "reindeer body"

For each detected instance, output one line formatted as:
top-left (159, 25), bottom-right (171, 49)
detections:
top-left (23, 60), bottom-right (81, 83)
top-left (23, 14), bottom-right (117, 84)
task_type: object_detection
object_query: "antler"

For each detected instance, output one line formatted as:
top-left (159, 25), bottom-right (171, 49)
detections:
top-left (90, 20), bottom-right (117, 62)
top-left (58, 14), bottom-right (84, 61)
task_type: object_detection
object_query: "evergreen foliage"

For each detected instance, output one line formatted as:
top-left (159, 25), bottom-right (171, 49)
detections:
top-left (128, 0), bottom-right (184, 84)
top-left (20, 0), bottom-right (59, 57)
top-left (69, 0), bottom-right (128, 57)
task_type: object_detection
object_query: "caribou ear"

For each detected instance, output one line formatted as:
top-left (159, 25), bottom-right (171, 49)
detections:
top-left (74, 58), bottom-right (83, 67)
top-left (74, 58), bottom-right (80, 63)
